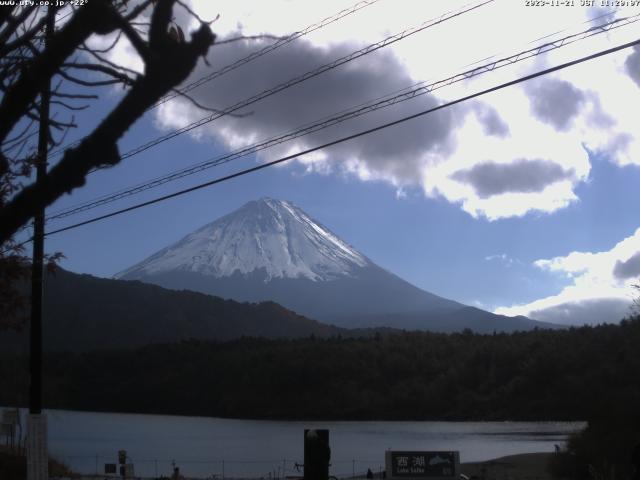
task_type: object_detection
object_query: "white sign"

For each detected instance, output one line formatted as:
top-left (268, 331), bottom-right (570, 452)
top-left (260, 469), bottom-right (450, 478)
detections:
top-left (385, 451), bottom-right (460, 480)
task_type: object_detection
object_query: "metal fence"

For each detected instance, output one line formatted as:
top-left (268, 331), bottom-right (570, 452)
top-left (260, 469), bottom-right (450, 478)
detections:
top-left (50, 455), bottom-right (386, 480)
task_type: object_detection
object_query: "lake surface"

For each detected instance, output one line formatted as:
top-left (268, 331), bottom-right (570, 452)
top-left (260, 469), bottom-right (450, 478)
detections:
top-left (10, 409), bottom-right (585, 478)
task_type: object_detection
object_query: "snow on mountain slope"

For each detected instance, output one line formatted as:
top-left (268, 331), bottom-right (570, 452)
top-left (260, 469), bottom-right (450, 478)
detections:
top-left (116, 198), bottom-right (370, 282)
top-left (115, 197), bottom-right (554, 332)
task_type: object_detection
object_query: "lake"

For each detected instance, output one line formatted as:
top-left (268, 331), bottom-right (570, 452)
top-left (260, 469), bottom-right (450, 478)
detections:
top-left (9, 409), bottom-right (585, 478)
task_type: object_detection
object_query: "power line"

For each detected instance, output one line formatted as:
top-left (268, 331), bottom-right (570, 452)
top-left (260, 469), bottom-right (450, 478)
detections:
top-left (530, 8), bottom-right (618, 44)
top-left (95, 0), bottom-right (495, 164)
top-left (457, 7), bottom-right (621, 72)
top-left (46, 0), bottom-right (383, 159)
top-left (45, 12), bottom-right (640, 222)
top-left (46, 11), bottom-right (638, 220)
top-left (41, 37), bottom-right (640, 239)
top-left (153, 0), bottom-right (384, 108)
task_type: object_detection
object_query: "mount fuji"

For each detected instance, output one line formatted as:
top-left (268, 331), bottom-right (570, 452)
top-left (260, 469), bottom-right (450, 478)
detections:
top-left (116, 198), bottom-right (553, 332)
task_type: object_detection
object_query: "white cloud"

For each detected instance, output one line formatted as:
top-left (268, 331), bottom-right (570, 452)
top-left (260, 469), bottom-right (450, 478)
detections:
top-left (495, 228), bottom-right (640, 325)
top-left (155, 34), bottom-right (461, 189)
top-left (105, 0), bottom-right (640, 219)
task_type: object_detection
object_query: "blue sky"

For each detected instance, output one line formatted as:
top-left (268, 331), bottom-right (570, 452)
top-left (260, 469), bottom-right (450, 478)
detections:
top-left (18, 0), bottom-right (640, 325)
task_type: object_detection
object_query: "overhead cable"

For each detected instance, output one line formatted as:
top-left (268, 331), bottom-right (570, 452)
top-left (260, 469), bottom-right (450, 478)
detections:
top-left (45, 13), bottom-right (640, 222)
top-left (46, 0), bottom-right (383, 159)
top-left (153, 0), bottom-right (385, 108)
top-left (40, 37), bottom-right (640, 239)
top-left (93, 0), bottom-right (495, 164)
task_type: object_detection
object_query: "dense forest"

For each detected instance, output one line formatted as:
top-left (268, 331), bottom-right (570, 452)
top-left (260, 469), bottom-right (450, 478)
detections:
top-left (1, 317), bottom-right (639, 421)
top-left (0, 268), bottom-right (557, 355)
top-left (0, 269), bottom-right (343, 353)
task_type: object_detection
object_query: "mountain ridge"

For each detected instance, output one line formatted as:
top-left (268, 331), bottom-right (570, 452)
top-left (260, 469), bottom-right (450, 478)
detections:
top-left (0, 268), bottom-right (345, 353)
top-left (117, 198), bottom-right (557, 332)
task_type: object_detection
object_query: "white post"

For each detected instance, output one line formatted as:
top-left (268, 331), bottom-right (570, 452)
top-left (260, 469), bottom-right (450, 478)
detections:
top-left (26, 413), bottom-right (48, 480)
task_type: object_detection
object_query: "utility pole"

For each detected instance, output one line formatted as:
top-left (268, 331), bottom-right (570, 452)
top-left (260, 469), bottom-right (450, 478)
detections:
top-left (27, 6), bottom-right (54, 480)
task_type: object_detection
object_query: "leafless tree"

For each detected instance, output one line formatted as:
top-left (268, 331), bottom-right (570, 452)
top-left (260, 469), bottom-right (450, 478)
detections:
top-left (0, 0), bottom-right (218, 326)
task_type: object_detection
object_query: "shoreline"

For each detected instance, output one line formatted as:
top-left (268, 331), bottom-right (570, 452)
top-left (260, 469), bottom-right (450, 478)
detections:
top-left (0, 404), bottom-right (588, 423)
top-left (1, 446), bottom-right (557, 480)
top-left (461, 452), bottom-right (555, 480)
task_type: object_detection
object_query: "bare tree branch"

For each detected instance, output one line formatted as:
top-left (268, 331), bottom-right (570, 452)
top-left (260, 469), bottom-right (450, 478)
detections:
top-left (50, 100), bottom-right (89, 111)
top-left (57, 69), bottom-right (124, 87)
top-left (0, 0), bottom-right (216, 244)
top-left (0, 0), bottom-right (122, 145)
top-left (1, 118), bottom-right (36, 148)
top-left (0, 6), bottom-right (37, 47)
top-left (170, 87), bottom-right (253, 117)
top-left (215, 34), bottom-right (285, 45)
top-left (123, 0), bottom-right (154, 22)
top-left (80, 47), bottom-right (142, 77)
top-left (49, 118), bottom-right (77, 131)
top-left (176, 0), bottom-right (219, 26)
top-left (62, 62), bottom-right (137, 85)
top-left (0, 13), bottom-right (49, 57)
top-left (114, 15), bottom-right (152, 63)
top-left (79, 30), bottom-right (123, 54)
top-left (52, 91), bottom-right (99, 100)
top-left (0, 6), bottom-right (17, 30)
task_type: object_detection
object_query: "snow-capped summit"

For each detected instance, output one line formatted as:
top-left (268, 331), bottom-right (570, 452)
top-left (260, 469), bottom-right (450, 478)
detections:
top-left (116, 198), bottom-right (370, 282)
top-left (117, 197), bottom-right (552, 332)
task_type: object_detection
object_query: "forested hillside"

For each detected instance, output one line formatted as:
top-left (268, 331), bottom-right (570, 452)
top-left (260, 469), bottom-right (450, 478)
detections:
top-left (1, 318), bottom-right (639, 420)
top-left (0, 269), bottom-right (342, 352)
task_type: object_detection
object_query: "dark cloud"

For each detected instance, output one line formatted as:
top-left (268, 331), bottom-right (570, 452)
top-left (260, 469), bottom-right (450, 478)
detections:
top-left (625, 45), bottom-right (640, 88)
top-left (473, 102), bottom-right (510, 137)
top-left (587, 94), bottom-right (615, 129)
top-left (613, 252), bottom-right (640, 280)
top-left (162, 35), bottom-right (462, 182)
top-left (452, 158), bottom-right (574, 198)
top-left (525, 78), bottom-right (586, 131)
top-left (528, 298), bottom-right (631, 326)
